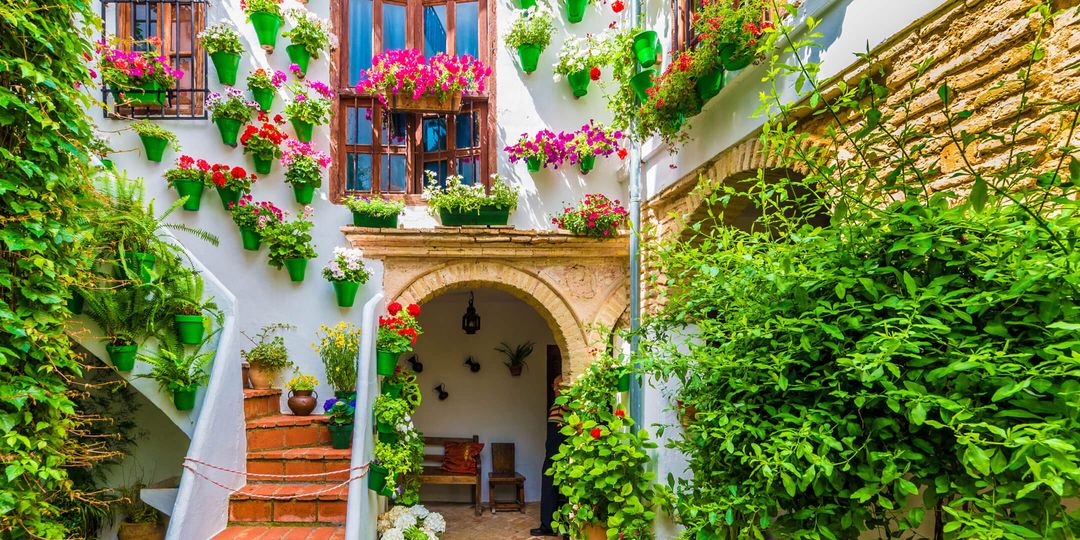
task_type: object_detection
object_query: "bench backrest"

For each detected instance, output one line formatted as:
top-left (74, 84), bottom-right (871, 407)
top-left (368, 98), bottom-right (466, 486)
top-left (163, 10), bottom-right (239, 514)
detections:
top-left (422, 435), bottom-right (481, 472)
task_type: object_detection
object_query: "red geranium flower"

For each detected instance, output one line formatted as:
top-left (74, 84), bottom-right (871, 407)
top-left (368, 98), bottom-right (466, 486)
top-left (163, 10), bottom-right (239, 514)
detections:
top-left (230, 166), bottom-right (246, 179)
top-left (211, 171), bottom-right (225, 187)
top-left (614, 409), bottom-right (625, 417)
top-left (196, 159), bottom-right (210, 171)
top-left (617, 148), bottom-right (628, 160)
top-left (407, 304), bottom-right (421, 317)
top-left (387, 302), bottom-right (403, 315)
top-left (590, 427), bottom-right (602, 439)
top-left (589, 66), bottom-right (601, 81)
top-left (611, 0), bottom-right (624, 12)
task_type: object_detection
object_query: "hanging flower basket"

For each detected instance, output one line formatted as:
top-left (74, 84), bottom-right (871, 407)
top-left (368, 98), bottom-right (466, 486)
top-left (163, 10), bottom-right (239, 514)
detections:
top-left (173, 179), bottom-right (205, 211)
top-left (696, 68), bottom-right (725, 102)
top-left (632, 31), bottom-right (661, 68)
top-left (252, 154), bottom-right (274, 175)
top-left (526, 156), bottom-right (542, 173)
top-left (239, 226), bottom-right (262, 251)
top-left (215, 118), bottom-right (243, 147)
top-left (579, 154), bottom-right (596, 174)
top-left (719, 42), bottom-right (753, 71)
top-left (140, 134), bottom-right (169, 162)
top-left (119, 251), bottom-right (157, 283)
top-left (173, 386), bottom-right (198, 411)
top-left (382, 381), bottom-right (404, 398)
top-left (251, 87), bottom-right (275, 112)
top-left (567, 69), bottom-right (590, 97)
top-left (292, 183), bottom-right (316, 204)
top-left (209, 52), bottom-right (241, 86)
top-left (286, 45), bottom-right (312, 77)
top-left (617, 372), bottom-right (631, 392)
top-left (216, 186), bottom-right (243, 210)
top-left (629, 69), bottom-right (656, 103)
top-left (106, 343), bottom-right (138, 372)
top-left (333, 281), bottom-right (361, 308)
top-left (283, 257), bottom-right (309, 282)
top-left (376, 349), bottom-right (399, 376)
top-left (328, 423), bottom-right (353, 450)
top-left (175, 314), bottom-right (205, 345)
top-left (291, 119), bottom-right (314, 142)
top-left (517, 44), bottom-right (542, 74)
top-left (368, 463), bottom-right (389, 492)
top-left (250, 11), bottom-right (282, 52)
top-left (386, 92), bottom-right (462, 114)
top-left (565, 0), bottom-right (588, 23)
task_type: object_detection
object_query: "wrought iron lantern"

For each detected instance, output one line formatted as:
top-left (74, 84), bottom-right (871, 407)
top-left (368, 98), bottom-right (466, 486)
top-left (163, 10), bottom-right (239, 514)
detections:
top-left (462, 291), bottom-right (481, 334)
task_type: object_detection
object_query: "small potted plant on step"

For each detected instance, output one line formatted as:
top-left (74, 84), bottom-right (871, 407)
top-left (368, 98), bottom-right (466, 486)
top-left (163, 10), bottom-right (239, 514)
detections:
top-left (323, 398), bottom-right (355, 450)
top-left (240, 114), bottom-right (289, 175)
top-left (198, 22), bottom-right (244, 85)
top-left (284, 80), bottom-right (334, 142)
top-left (343, 195), bottom-right (404, 228)
top-left (322, 247), bottom-right (370, 308)
top-left (314, 322), bottom-right (362, 399)
top-left (286, 372), bottom-right (319, 416)
top-left (424, 171), bottom-right (520, 225)
top-left (116, 484), bottom-right (165, 540)
top-left (131, 120), bottom-right (180, 163)
top-left (263, 206), bottom-right (318, 282)
top-left (552, 193), bottom-right (628, 238)
top-left (282, 139), bottom-right (331, 204)
top-left (247, 68), bottom-right (287, 112)
top-left (282, 9), bottom-right (332, 78)
top-left (163, 155), bottom-right (211, 211)
top-left (504, 6), bottom-right (555, 74)
top-left (496, 341), bottom-right (534, 376)
top-left (209, 163), bottom-right (257, 210)
top-left (240, 323), bottom-right (295, 389)
top-left (229, 195), bottom-right (284, 251)
top-left (376, 302), bottom-right (423, 376)
top-left (137, 338), bottom-right (214, 411)
top-left (206, 88), bottom-right (259, 146)
top-left (243, 0), bottom-right (284, 52)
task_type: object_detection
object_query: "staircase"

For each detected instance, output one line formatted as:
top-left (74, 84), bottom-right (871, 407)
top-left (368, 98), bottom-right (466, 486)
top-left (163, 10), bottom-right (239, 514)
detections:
top-left (213, 389), bottom-right (350, 539)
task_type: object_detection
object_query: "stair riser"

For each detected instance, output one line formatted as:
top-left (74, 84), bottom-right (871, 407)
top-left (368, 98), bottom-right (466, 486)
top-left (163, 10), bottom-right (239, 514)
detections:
top-left (228, 499), bottom-right (347, 525)
top-left (244, 394), bottom-right (281, 420)
top-left (246, 459), bottom-right (351, 483)
top-left (247, 425), bottom-right (332, 451)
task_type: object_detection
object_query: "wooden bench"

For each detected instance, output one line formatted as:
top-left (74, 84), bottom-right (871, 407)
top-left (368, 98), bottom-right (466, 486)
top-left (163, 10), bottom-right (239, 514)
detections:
top-left (420, 435), bottom-right (483, 515)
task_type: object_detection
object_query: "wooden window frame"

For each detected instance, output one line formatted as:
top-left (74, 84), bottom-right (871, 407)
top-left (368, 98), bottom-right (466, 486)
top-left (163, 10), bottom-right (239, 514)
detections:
top-left (329, 0), bottom-right (496, 203)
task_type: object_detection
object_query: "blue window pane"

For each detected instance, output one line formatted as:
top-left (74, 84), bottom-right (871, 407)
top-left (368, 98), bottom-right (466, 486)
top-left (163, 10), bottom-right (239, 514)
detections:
top-left (455, 2), bottom-right (479, 58)
top-left (459, 156), bottom-right (479, 185)
top-left (424, 161), bottom-right (449, 187)
top-left (423, 5), bottom-right (447, 57)
top-left (423, 117), bottom-right (447, 152)
top-left (382, 112), bottom-right (408, 146)
top-left (383, 4), bottom-right (407, 51)
top-left (132, 4), bottom-right (158, 49)
top-left (348, 0), bottom-right (373, 85)
top-left (347, 153), bottom-right (373, 191)
top-left (381, 155), bottom-right (407, 192)
top-left (455, 112), bottom-right (478, 149)
top-left (346, 107), bottom-right (374, 145)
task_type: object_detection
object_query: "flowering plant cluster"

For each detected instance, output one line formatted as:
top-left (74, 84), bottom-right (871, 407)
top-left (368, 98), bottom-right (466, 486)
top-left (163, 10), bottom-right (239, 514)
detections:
top-left (569, 121), bottom-right (625, 163)
top-left (229, 195), bottom-right (284, 231)
top-left (504, 130), bottom-right (575, 168)
top-left (206, 87), bottom-right (259, 122)
top-left (503, 5), bottom-right (555, 50)
top-left (322, 398), bottom-right (356, 426)
top-left (286, 373), bottom-right (318, 391)
top-left (282, 9), bottom-right (334, 56)
top-left (422, 172), bottom-right (519, 214)
top-left (691, 0), bottom-right (769, 59)
top-left (553, 34), bottom-right (607, 78)
top-left (197, 22), bottom-right (243, 55)
top-left (284, 80), bottom-right (334, 124)
top-left (636, 50), bottom-right (700, 144)
top-left (241, 114), bottom-right (289, 159)
top-left (552, 194), bottom-right (628, 238)
top-left (377, 302), bottom-right (423, 354)
top-left (356, 49), bottom-right (491, 106)
top-left (377, 505), bottom-right (446, 540)
top-left (281, 139), bottom-right (331, 187)
top-left (314, 322), bottom-right (362, 391)
top-left (164, 155), bottom-right (212, 186)
top-left (322, 247), bottom-right (370, 284)
top-left (247, 68), bottom-right (288, 90)
top-left (262, 206), bottom-right (318, 267)
top-left (211, 163), bottom-right (258, 191)
top-left (131, 119), bottom-right (180, 150)
top-left (343, 195), bottom-right (405, 218)
top-left (96, 38), bottom-right (183, 90)
top-left (241, 0), bottom-right (283, 17)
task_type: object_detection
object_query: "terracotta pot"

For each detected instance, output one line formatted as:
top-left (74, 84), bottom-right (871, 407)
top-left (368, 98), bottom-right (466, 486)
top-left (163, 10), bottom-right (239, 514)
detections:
top-left (508, 364), bottom-right (524, 377)
top-left (287, 389), bottom-right (318, 416)
top-left (248, 366), bottom-right (277, 389)
top-left (118, 521), bottom-right (165, 540)
top-left (583, 523), bottom-right (606, 540)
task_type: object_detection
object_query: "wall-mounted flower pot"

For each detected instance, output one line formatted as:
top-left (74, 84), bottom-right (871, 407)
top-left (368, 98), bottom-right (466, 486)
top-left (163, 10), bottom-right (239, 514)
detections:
top-left (695, 68), bottom-right (725, 103)
top-left (328, 423), bottom-right (353, 450)
top-left (173, 179), bottom-right (204, 211)
top-left (292, 183), bottom-right (316, 204)
top-left (291, 119), bottom-right (314, 142)
top-left (120, 251), bottom-right (156, 283)
top-left (617, 372), bottom-right (630, 392)
top-left (239, 226), bottom-right (261, 250)
top-left (67, 292), bottom-right (84, 315)
top-left (368, 463), bottom-right (389, 492)
top-left (629, 69), bottom-right (656, 103)
top-left (352, 213), bottom-right (399, 228)
top-left (287, 389), bottom-right (318, 416)
top-left (215, 117), bottom-right (243, 147)
top-left (579, 154), bottom-right (596, 174)
top-left (671, 111), bottom-right (686, 132)
top-left (139, 134), bottom-right (168, 162)
top-left (173, 386), bottom-right (198, 411)
top-left (526, 156), bottom-right (542, 172)
top-left (378, 431), bottom-right (399, 444)
top-left (382, 382), bottom-right (404, 398)
top-left (376, 349), bottom-right (399, 376)
top-left (101, 158), bottom-right (114, 169)
top-left (718, 43), bottom-right (753, 71)
top-left (216, 186), bottom-right (243, 210)
top-left (286, 45), bottom-right (312, 78)
top-left (632, 31), bottom-right (661, 68)
top-left (106, 343), bottom-right (138, 372)
top-left (251, 154), bottom-right (273, 175)
top-left (283, 257), bottom-right (309, 282)
top-left (175, 314), bottom-right (205, 345)
top-left (508, 364), bottom-right (524, 377)
top-left (250, 11), bottom-right (281, 52)
top-left (518, 0), bottom-right (536, 8)
top-left (114, 81), bottom-right (166, 106)
top-left (209, 51), bottom-right (241, 85)
top-left (516, 44), bottom-right (542, 74)
top-left (332, 280), bottom-right (361, 308)
top-left (567, 69), bottom-right (591, 97)
top-left (251, 87), bottom-right (275, 112)
top-left (565, 0), bottom-right (587, 23)
top-left (438, 206), bottom-right (511, 226)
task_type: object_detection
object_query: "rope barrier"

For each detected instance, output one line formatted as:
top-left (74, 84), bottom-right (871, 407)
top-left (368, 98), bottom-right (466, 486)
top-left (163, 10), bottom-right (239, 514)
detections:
top-left (184, 456), bottom-right (370, 479)
top-left (181, 458), bottom-right (372, 500)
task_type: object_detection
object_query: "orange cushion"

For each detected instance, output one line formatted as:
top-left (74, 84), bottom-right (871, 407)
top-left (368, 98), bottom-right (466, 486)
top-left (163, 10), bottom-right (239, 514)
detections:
top-left (441, 441), bottom-right (484, 474)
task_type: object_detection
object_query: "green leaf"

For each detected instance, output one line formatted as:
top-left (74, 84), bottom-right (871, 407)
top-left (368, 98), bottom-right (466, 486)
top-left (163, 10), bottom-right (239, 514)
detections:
top-left (937, 83), bottom-right (951, 105)
top-left (970, 177), bottom-right (988, 211)
top-left (964, 444), bottom-right (991, 476)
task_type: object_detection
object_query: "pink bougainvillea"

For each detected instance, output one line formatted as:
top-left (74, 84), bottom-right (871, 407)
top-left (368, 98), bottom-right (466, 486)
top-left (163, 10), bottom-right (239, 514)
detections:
top-left (505, 122), bottom-right (624, 169)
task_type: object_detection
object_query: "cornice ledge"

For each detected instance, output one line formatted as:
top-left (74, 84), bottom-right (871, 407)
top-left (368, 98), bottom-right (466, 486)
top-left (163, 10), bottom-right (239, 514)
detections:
top-left (341, 226), bottom-right (630, 260)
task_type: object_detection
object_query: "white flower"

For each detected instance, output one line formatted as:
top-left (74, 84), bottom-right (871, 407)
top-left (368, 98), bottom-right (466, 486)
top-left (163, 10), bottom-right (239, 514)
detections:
top-left (407, 505), bottom-right (429, 518)
top-left (423, 512), bottom-right (446, 533)
top-left (394, 513), bottom-right (418, 530)
top-left (422, 529), bottom-right (439, 539)
top-left (380, 528), bottom-right (405, 540)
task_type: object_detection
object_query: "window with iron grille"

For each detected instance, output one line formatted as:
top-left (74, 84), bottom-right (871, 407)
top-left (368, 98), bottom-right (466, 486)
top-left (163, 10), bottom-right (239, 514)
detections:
top-left (100, 0), bottom-right (208, 119)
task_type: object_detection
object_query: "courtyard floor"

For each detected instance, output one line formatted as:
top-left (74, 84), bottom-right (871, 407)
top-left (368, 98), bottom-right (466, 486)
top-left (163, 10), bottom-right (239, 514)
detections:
top-left (429, 503), bottom-right (557, 540)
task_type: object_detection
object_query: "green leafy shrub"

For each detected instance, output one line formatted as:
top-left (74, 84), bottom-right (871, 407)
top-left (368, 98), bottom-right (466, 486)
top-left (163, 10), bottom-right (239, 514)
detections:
top-left (263, 207), bottom-right (318, 267)
top-left (422, 172), bottom-right (519, 214)
top-left (241, 323), bottom-right (294, 371)
top-left (137, 338), bottom-right (214, 391)
top-left (504, 5), bottom-right (555, 50)
top-left (343, 195), bottom-right (405, 218)
top-left (130, 120), bottom-right (181, 151)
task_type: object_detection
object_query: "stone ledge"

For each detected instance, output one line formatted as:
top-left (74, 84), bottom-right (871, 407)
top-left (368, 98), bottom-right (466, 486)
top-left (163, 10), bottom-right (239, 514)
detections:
top-left (342, 227), bottom-right (629, 260)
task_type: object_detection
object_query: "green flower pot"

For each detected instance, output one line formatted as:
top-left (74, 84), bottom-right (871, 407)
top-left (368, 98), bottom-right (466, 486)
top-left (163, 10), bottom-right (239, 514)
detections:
top-left (328, 423), bottom-right (353, 450)
top-left (617, 373), bottom-right (631, 392)
top-left (291, 119), bottom-right (314, 142)
top-left (119, 251), bottom-right (156, 283)
top-left (216, 186), bottom-right (243, 210)
top-left (106, 343), bottom-right (138, 372)
top-left (239, 226), bottom-right (261, 251)
top-left (579, 154), bottom-right (596, 174)
top-left (334, 390), bottom-right (356, 401)
top-left (286, 44), bottom-right (312, 77)
top-left (250, 11), bottom-right (282, 52)
top-left (139, 134), bottom-right (168, 162)
top-left (116, 81), bottom-right (166, 106)
top-left (368, 462), bottom-right (389, 492)
top-left (376, 421), bottom-right (394, 435)
top-left (215, 117), bottom-right (243, 147)
top-left (518, 0), bottom-right (536, 7)
top-left (378, 431), bottom-right (399, 444)
top-left (100, 158), bottom-right (114, 169)
top-left (516, 44), bottom-right (542, 74)
top-left (567, 69), bottom-right (591, 97)
top-left (283, 258), bottom-right (309, 282)
top-left (67, 292), bottom-right (84, 315)
top-left (565, 0), bottom-right (587, 23)
top-left (719, 43), bottom-right (754, 71)
top-left (439, 206), bottom-right (511, 226)
top-left (376, 349), bottom-right (399, 377)
top-left (173, 179), bottom-right (204, 211)
top-left (671, 111), bottom-right (686, 132)
top-left (173, 386), bottom-right (198, 411)
top-left (209, 51), bottom-right (241, 85)
top-left (175, 314), bottom-right (205, 345)
top-left (333, 281), bottom-right (361, 308)
top-left (526, 156), bottom-right (542, 172)
top-left (252, 154), bottom-right (273, 175)
top-left (696, 68), bottom-right (725, 103)
top-left (629, 69), bottom-right (656, 103)
top-left (292, 183), bottom-right (316, 204)
top-left (251, 87), bottom-right (275, 112)
top-left (382, 382), bottom-right (404, 398)
top-left (352, 213), bottom-right (399, 228)
top-left (632, 30), bottom-right (661, 68)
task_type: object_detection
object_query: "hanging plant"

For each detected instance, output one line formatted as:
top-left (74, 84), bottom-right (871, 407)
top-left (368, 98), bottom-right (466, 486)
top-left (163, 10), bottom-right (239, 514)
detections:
top-left (322, 248), bottom-right (370, 308)
top-left (567, 121), bottom-right (624, 174)
top-left (283, 80), bottom-right (334, 142)
top-left (505, 129), bottom-right (575, 171)
top-left (130, 120), bottom-right (180, 163)
top-left (198, 22), bottom-right (243, 85)
top-left (553, 35), bottom-right (607, 98)
top-left (229, 195), bottom-right (284, 251)
top-left (504, 6), bottom-right (555, 74)
top-left (262, 206), bottom-right (318, 281)
top-left (281, 139), bottom-right (331, 204)
top-left (210, 163), bottom-right (258, 210)
top-left (240, 114), bottom-right (289, 175)
top-left (241, 0), bottom-right (284, 52)
top-left (282, 9), bottom-right (334, 77)
top-left (205, 88), bottom-right (259, 146)
top-left (246, 68), bottom-right (287, 112)
top-left (636, 50), bottom-right (701, 146)
top-left (163, 155), bottom-right (211, 211)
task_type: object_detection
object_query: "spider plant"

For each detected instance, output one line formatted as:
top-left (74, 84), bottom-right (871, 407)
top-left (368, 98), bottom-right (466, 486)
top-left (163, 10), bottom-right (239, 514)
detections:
top-left (495, 341), bottom-right (534, 377)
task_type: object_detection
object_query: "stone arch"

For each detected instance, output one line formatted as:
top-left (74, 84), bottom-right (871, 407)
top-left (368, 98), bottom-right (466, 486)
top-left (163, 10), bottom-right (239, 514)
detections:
top-left (392, 261), bottom-right (591, 377)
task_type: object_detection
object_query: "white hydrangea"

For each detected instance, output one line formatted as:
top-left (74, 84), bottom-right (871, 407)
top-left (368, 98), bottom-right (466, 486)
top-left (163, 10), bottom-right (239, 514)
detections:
top-left (380, 528), bottom-right (405, 540)
top-left (422, 511), bottom-right (446, 533)
top-left (393, 512), bottom-right (418, 530)
top-left (407, 505), bottom-right (429, 518)
top-left (421, 529), bottom-right (440, 539)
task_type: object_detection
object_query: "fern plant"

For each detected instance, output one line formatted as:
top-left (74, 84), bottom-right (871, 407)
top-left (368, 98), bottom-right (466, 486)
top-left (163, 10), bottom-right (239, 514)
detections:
top-left (81, 284), bottom-right (157, 346)
top-left (137, 337), bottom-right (215, 391)
top-left (160, 265), bottom-right (221, 318)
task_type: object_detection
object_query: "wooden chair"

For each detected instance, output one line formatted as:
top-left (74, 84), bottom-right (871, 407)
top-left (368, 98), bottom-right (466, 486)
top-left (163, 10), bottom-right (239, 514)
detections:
top-left (419, 435), bottom-right (483, 515)
top-left (487, 442), bottom-right (526, 513)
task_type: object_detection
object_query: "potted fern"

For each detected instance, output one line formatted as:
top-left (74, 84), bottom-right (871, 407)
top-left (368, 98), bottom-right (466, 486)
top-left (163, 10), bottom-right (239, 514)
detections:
top-left (131, 120), bottom-right (180, 163)
top-left (504, 6), bottom-right (555, 74)
top-left (82, 285), bottom-right (149, 372)
top-left (137, 338), bottom-right (214, 411)
top-left (162, 267), bottom-right (220, 346)
top-left (496, 341), bottom-right (534, 376)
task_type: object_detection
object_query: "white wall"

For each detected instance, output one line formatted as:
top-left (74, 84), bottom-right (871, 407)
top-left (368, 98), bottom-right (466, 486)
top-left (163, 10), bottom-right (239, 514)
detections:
top-left (411, 289), bottom-right (554, 503)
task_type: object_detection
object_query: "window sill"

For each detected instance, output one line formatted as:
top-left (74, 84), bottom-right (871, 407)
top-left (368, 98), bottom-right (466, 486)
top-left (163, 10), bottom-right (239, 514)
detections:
top-left (338, 193), bottom-right (429, 206)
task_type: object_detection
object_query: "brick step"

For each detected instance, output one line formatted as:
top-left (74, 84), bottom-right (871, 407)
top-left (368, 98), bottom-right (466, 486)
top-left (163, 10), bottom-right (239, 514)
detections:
top-left (246, 415), bottom-right (331, 451)
top-left (213, 526), bottom-right (345, 539)
top-left (244, 389), bottom-right (283, 420)
top-left (247, 448), bottom-right (353, 483)
top-left (228, 483), bottom-right (348, 525)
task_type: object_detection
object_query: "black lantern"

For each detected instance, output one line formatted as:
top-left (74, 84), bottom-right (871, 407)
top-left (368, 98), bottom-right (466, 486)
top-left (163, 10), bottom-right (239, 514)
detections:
top-left (462, 291), bottom-right (481, 334)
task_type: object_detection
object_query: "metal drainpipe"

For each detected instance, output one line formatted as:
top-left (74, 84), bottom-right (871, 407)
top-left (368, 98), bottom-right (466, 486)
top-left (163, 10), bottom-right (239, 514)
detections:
top-left (627, 0), bottom-right (645, 426)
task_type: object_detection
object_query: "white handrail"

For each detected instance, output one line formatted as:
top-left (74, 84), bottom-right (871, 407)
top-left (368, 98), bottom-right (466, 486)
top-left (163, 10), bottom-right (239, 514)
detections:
top-left (345, 291), bottom-right (384, 540)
